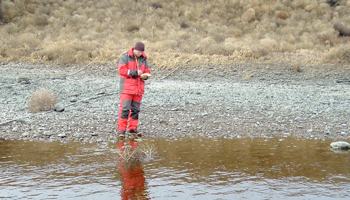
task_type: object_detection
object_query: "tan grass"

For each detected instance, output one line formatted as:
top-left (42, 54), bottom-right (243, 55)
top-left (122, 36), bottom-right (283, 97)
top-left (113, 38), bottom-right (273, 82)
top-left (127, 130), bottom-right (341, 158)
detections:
top-left (0, 0), bottom-right (349, 66)
top-left (325, 44), bottom-right (350, 64)
top-left (28, 88), bottom-right (57, 113)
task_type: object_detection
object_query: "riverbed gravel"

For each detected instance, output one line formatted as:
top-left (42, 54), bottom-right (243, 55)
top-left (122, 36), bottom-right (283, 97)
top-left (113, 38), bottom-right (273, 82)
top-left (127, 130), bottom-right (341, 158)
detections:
top-left (0, 62), bottom-right (349, 143)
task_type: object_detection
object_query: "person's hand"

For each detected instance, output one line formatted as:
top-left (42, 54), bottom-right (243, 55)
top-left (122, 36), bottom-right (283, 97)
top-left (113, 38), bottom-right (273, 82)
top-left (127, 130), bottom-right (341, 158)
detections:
top-left (140, 73), bottom-right (151, 80)
top-left (129, 70), bottom-right (138, 78)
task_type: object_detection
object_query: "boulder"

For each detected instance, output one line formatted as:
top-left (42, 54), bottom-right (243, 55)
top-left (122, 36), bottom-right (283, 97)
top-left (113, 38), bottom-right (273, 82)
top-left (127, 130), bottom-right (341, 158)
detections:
top-left (330, 141), bottom-right (350, 150)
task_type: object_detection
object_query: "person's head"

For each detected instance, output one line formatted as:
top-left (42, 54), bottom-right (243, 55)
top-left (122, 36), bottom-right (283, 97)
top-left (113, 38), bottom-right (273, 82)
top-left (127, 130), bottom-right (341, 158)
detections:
top-left (133, 42), bottom-right (145, 57)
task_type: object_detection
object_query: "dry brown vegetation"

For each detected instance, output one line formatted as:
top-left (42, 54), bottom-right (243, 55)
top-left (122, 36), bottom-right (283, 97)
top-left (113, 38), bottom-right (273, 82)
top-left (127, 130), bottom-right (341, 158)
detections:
top-left (1, 0), bottom-right (350, 67)
top-left (28, 88), bottom-right (57, 113)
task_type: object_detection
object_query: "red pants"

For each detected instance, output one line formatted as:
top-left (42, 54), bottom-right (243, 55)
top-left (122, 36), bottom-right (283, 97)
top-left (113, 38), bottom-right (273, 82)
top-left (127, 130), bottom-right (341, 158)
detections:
top-left (117, 93), bottom-right (143, 132)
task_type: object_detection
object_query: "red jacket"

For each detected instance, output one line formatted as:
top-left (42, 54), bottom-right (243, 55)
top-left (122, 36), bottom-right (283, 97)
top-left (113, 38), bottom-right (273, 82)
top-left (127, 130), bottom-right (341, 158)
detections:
top-left (117, 48), bottom-right (151, 95)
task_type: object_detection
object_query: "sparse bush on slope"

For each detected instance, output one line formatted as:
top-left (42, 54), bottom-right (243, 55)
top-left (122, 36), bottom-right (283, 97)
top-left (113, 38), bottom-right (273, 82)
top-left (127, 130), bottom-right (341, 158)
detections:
top-left (0, 0), bottom-right (350, 66)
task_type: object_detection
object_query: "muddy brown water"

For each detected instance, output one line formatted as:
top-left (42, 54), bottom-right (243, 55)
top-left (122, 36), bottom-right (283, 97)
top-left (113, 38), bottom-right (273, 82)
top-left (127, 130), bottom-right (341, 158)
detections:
top-left (0, 137), bottom-right (349, 199)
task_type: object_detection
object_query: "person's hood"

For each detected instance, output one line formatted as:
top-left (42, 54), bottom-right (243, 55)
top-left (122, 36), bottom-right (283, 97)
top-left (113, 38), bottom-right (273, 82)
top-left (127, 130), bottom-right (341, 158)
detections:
top-left (127, 48), bottom-right (147, 59)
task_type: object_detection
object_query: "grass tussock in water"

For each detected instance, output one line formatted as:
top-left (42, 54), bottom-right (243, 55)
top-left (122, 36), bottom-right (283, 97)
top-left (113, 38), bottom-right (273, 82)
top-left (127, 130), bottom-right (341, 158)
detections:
top-left (1, 0), bottom-right (350, 67)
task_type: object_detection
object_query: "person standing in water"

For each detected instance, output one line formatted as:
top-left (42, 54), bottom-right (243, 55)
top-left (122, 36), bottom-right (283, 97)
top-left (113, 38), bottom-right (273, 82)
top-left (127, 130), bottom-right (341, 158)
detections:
top-left (116, 42), bottom-right (151, 139)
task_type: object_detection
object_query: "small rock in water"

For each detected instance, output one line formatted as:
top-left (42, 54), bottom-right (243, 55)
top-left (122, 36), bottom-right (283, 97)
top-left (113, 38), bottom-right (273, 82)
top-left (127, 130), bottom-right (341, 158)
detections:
top-left (330, 141), bottom-right (350, 150)
top-left (54, 104), bottom-right (65, 112)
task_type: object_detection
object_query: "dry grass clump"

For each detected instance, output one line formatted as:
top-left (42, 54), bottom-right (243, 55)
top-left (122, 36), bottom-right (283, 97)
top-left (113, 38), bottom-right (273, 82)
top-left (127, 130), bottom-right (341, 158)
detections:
top-left (117, 141), bottom-right (156, 162)
top-left (32, 40), bottom-right (98, 64)
top-left (28, 88), bottom-right (57, 113)
top-left (0, 0), bottom-right (25, 22)
top-left (292, 64), bottom-right (302, 73)
top-left (0, 0), bottom-right (350, 66)
top-left (325, 44), bottom-right (350, 64)
top-left (241, 8), bottom-right (256, 23)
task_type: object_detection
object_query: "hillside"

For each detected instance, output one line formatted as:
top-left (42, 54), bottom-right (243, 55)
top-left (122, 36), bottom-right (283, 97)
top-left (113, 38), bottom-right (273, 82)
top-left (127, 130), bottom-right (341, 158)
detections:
top-left (0, 0), bottom-right (350, 67)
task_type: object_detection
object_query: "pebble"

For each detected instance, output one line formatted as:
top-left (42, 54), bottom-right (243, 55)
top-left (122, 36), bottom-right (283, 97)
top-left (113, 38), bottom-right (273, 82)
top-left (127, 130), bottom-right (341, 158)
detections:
top-left (21, 132), bottom-right (29, 137)
top-left (54, 104), bottom-right (65, 112)
top-left (58, 133), bottom-right (67, 138)
top-left (43, 131), bottom-right (52, 136)
top-left (91, 132), bottom-right (98, 136)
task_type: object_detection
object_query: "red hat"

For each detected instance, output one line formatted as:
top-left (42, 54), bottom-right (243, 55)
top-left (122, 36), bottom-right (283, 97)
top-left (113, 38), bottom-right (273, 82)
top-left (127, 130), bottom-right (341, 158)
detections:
top-left (134, 42), bottom-right (145, 51)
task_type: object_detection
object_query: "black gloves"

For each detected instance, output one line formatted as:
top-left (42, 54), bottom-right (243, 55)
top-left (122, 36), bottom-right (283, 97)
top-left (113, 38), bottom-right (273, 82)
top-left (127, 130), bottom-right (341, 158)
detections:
top-left (129, 70), bottom-right (138, 78)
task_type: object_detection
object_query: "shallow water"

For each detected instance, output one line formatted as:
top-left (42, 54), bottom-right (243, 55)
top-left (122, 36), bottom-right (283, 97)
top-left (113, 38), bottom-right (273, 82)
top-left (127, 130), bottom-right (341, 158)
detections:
top-left (0, 138), bottom-right (349, 200)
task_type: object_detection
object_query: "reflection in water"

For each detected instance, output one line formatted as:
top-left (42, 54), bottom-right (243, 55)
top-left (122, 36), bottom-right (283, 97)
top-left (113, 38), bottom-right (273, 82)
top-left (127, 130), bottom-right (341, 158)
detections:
top-left (0, 137), bottom-right (349, 199)
top-left (116, 140), bottom-right (149, 200)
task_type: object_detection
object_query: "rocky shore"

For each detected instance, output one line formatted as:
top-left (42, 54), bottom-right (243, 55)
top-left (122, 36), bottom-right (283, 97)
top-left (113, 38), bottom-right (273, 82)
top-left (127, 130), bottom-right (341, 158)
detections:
top-left (0, 62), bottom-right (349, 143)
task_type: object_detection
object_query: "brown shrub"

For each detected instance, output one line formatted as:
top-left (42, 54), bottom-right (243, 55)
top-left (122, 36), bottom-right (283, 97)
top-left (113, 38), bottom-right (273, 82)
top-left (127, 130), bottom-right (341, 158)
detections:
top-left (259, 38), bottom-right (278, 52)
top-left (150, 2), bottom-right (162, 9)
top-left (334, 21), bottom-right (350, 37)
top-left (292, 64), bottom-right (302, 73)
top-left (196, 37), bottom-right (227, 55)
top-left (180, 21), bottom-right (189, 29)
top-left (33, 13), bottom-right (48, 26)
top-left (325, 44), bottom-right (350, 64)
top-left (28, 88), bottom-right (57, 113)
top-left (275, 11), bottom-right (289, 20)
top-left (32, 40), bottom-right (97, 64)
top-left (241, 8), bottom-right (256, 23)
top-left (1, 0), bottom-right (17, 22)
top-left (317, 29), bottom-right (338, 46)
top-left (126, 24), bottom-right (140, 33)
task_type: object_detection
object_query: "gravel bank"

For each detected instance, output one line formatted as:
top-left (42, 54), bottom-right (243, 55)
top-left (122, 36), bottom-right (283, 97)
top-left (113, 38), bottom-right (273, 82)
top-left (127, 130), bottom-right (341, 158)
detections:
top-left (0, 62), bottom-right (349, 143)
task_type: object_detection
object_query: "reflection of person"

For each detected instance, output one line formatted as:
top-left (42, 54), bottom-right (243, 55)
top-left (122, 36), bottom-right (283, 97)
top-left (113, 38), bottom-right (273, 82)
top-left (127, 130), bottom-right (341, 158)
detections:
top-left (116, 42), bottom-right (151, 139)
top-left (116, 142), bottom-right (149, 200)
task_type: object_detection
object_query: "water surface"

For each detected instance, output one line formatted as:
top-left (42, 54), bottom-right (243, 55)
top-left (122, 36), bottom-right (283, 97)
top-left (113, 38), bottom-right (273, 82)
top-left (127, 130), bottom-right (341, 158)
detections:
top-left (1, 138), bottom-right (349, 199)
